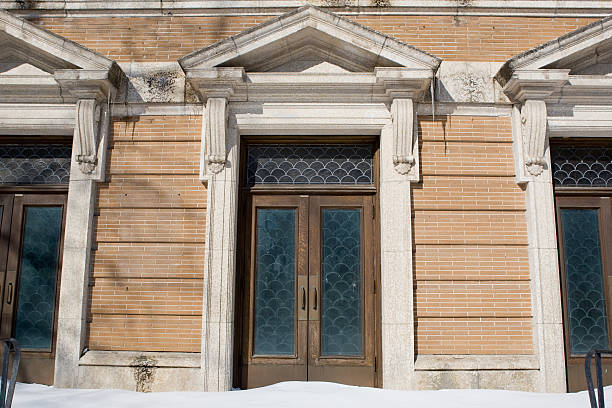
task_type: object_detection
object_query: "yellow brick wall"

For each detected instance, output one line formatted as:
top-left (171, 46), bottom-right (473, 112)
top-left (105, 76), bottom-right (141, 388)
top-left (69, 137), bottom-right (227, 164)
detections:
top-left (414, 116), bottom-right (532, 355)
top-left (31, 15), bottom-right (596, 62)
top-left (88, 116), bottom-right (205, 352)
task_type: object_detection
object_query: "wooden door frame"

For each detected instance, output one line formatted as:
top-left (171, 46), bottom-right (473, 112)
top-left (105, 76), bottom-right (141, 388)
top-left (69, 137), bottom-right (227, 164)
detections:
top-left (233, 137), bottom-right (382, 389)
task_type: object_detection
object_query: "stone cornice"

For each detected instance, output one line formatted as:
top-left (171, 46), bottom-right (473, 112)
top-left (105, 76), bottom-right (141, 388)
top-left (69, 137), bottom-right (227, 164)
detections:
top-left (3, 1), bottom-right (612, 17)
top-left (501, 70), bottom-right (570, 103)
top-left (186, 67), bottom-right (434, 103)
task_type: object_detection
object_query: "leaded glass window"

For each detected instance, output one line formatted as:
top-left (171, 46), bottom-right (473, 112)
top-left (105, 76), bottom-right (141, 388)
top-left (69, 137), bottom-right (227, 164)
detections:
top-left (0, 144), bottom-right (71, 185)
top-left (246, 144), bottom-right (373, 186)
top-left (551, 145), bottom-right (612, 187)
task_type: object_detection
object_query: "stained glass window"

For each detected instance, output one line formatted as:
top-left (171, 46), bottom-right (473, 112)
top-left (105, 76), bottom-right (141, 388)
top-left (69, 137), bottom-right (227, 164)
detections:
top-left (0, 144), bottom-right (71, 185)
top-left (246, 144), bottom-right (373, 185)
top-left (560, 209), bottom-right (610, 354)
top-left (321, 209), bottom-right (363, 356)
top-left (253, 209), bottom-right (296, 356)
top-left (551, 145), bottom-right (612, 187)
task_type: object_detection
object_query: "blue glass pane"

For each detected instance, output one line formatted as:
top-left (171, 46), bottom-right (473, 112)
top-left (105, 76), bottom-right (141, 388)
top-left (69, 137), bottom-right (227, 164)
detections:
top-left (15, 206), bottom-right (63, 350)
top-left (561, 209), bottom-right (610, 354)
top-left (321, 209), bottom-right (362, 356)
top-left (253, 209), bottom-right (296, 356)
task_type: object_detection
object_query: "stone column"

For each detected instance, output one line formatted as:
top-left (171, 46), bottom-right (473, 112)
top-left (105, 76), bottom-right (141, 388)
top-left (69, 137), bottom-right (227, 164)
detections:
top-left (380, 99), bottom-right (419, 389)
top-left (54, 100), bottom-right (109, 387)
top-left (200, 98), bottom-right (239, 391)
top-left (516, 101), bottom-right (566, 392)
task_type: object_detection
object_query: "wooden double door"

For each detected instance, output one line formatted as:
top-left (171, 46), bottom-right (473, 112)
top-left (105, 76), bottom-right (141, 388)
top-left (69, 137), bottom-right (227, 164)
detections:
top-left (0, 193), bottom-right (66, 385)
top-left (240, 194), bottom-right (377, 388)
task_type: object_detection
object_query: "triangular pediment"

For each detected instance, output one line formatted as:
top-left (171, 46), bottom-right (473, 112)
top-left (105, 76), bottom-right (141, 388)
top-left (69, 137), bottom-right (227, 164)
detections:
top-left (497, 16), bottom-right (612, 83)
top-left (0, 10), bottom-right (115, 73)
top-left (0, 10), bottom-right (124, 102)
top-left (179, 5), bottom-right (440, 73)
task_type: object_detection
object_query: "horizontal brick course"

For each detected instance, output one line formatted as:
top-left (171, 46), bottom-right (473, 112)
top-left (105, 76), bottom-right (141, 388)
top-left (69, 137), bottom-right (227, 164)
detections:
top-left (107, 142), bottom-right (200, 175)
top-left (95, 208), bottom-right (206, 243)
top-left (413, 176), bottom-right (525, 211)
top-left (413, 210), bottom-right (527, 245)
top-left (89, 278), bottom-right (203, 316)
top-left (98, 175), bottom-right (207, 208)
top-left (415, 281), bottom-right (532, 317)
top-left (413, 245), bottom-right (529, 281)
top-left (88, 315), bottom-right (202, 352)
top-left (416, 318), bottom-right (533, 354)
top-left (93, 243), bottom-right (205, 279)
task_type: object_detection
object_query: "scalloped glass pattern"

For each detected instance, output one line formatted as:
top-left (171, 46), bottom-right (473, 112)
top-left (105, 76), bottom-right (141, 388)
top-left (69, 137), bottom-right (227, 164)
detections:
top-left (246, 145), bottom-right (373, 185)
top-left (15, 206), bottom-right (63, 350)
top-left (551, 146), bottom-right (612, 187)
top-left (321, 209), bottom-right (362, 356)
top-left (561, 209), bottom-right (610, 354)
top-left (253, 209), bottom-right (296, 356)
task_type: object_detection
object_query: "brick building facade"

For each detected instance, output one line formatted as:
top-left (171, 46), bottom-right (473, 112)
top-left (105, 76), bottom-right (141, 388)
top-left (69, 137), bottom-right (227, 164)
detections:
top-left (0, 0), bottom-right (611, 393)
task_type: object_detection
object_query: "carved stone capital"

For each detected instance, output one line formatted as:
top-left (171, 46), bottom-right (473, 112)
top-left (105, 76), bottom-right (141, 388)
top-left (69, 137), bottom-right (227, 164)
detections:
top-left (204, 98), bottom-right (228, 175)
top-left (391, 99), bottom-right (416, 175)
top-left (74, 99), bottom-right (109, 180)
top-left (520, 100), bottom-right (548, 176)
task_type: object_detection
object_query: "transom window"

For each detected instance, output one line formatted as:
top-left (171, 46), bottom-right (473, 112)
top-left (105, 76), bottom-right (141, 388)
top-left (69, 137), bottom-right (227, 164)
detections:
top-left (245, 144), bottom-right (373, 186)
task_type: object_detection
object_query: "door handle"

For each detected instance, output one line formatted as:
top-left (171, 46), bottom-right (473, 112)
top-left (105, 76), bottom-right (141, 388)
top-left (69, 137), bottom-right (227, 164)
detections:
top-left (312, 286), bottom-right (317, 311)
top-left (301, 286), bottom-right (306, 311)
top-left (6, 282), bottom-right (12, 305)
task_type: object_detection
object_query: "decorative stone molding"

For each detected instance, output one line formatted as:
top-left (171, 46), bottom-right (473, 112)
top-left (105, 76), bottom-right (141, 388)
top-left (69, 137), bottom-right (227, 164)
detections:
top-left (202, 98), bottom-right (228, 176)
top-left (73, 99), bottom-right (110, 181)
top-left (391, 99), bottom-right (415, 175)
top-left (520, 100), bottom-right (547, 176)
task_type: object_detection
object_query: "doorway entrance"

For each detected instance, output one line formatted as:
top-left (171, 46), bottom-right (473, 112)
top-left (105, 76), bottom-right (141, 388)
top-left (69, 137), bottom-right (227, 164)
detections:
top-left (0, 193), bottom-right (66, 385)
top-left (239, 193), bottom-right (376, 388)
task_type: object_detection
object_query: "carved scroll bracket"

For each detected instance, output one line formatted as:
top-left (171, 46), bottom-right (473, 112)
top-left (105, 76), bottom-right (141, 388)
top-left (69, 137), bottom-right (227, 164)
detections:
top-left (203, 98), bottom-right (228, 175)
top-left (74, 99), bottom-right (109, 181)
top-left (521, 100), bottom-right (548, 177)
top-left (391, 98), bottom-right (416, 176)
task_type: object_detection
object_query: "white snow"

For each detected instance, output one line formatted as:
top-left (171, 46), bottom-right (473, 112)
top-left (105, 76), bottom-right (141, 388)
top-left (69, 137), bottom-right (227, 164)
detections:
top-left (10, 381), bottom-right (606, 408)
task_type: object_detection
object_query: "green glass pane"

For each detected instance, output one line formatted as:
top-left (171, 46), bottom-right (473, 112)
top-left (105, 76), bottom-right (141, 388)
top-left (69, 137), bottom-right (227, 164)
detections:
top-left (321, 209), bottom-right (362, 356)
top-left (253, 209), bottom-right (295, 356)
top-left (561, 209), bottom-right (609, 354)
top-left (15, 206), bottom-right (62, 350)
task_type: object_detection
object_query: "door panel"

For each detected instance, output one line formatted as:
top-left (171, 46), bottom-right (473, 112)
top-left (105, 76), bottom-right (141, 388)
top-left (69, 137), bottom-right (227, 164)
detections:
top-left (242, 195), bottom-right (308, 389)
top-left (556, 196), bottom-right (612, 391)
top-left (308, 196), bottom-right (375, 386)
top-left (242, 194), bottom-right (376, 388)
top-left (0, 194), bottom-right (66, 385)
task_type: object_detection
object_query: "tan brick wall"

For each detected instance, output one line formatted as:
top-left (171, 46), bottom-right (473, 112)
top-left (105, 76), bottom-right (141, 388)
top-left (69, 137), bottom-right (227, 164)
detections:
top-left (88, 115), bottom-right (205, 352)
top-left (414, 116), bottom-right (532, 355)
top-left (32, 15), bottom-right (596, 62)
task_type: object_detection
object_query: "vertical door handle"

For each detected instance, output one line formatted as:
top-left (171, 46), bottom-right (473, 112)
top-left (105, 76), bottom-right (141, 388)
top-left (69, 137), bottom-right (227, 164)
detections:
top-left (301, 286), bottom-right (306, 310)
top-left (6, 282), bottom-right (12, 305)
top-left (312, 287), bottom-right (317, 311)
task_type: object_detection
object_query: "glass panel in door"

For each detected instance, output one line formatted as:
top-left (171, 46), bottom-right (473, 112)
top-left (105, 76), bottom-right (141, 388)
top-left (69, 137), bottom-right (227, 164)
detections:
top-left (1, 194), bottom-right (66, 385)
top-left (321, 208), bottom-right (363, 357)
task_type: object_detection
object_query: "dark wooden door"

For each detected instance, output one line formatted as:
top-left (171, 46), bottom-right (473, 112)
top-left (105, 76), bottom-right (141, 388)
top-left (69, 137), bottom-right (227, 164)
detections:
top-left (0, 193), bottom-right (66, 385)
top-left (556, 196), bottom-right (612, 391)
top-left (241, 194), bottom-right (376, 388)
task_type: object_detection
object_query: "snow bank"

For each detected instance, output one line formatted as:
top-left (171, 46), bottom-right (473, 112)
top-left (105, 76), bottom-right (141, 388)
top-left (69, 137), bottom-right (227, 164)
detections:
top-left (11, 381), bottom-right (605, 408)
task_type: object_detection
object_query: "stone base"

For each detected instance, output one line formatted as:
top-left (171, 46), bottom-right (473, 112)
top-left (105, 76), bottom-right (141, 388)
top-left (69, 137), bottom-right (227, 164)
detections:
top-left (74, 351), bottom-right (202, 392)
